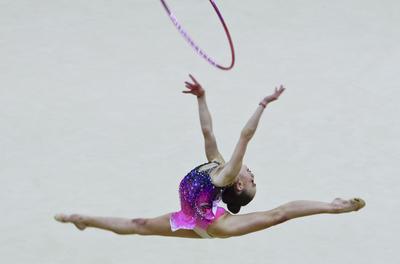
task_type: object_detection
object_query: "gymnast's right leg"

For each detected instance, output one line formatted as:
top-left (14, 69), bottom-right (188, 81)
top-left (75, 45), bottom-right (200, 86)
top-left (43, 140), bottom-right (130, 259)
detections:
top-left (207, 198), bottom-right (366, 238)
top-left (54, 213), bottom-right (201, 238)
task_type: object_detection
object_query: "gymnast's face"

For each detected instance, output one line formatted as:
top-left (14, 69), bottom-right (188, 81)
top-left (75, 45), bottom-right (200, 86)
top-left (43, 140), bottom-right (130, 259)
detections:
top-left (239, 165), bottom-right (257, 198)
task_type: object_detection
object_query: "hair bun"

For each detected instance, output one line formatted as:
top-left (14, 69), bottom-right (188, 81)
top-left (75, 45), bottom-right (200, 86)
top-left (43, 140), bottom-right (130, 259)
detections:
top-left (227, 203), bottom-right (241, 214)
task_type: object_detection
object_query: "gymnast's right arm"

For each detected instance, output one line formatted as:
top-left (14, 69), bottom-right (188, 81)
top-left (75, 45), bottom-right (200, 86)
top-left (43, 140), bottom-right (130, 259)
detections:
top-left (212, 85), bottom-right (286, 187)
top-left (183, 74), bottom-right (225, 163)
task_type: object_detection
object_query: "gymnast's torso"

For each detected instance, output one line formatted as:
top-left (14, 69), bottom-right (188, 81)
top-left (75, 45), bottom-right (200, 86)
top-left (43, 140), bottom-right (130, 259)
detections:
top-left (170, 161), bottom-right (227, 233)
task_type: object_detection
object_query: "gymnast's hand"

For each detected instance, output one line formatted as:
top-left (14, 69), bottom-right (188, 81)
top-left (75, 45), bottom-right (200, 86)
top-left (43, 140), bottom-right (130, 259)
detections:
top-left (260, 85), bottom-right (286, 107)
top-left (183, 74), bottom-right (205, 97)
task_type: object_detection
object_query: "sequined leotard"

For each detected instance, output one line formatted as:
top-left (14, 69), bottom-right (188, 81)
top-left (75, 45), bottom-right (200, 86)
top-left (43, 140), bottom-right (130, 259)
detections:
top-left (170, 161), bottom-right (226, 233)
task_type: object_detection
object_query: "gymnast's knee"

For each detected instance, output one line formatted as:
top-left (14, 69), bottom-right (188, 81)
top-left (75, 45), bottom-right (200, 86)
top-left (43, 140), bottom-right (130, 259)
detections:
top-left (129, 218), bottom-right (149, 235)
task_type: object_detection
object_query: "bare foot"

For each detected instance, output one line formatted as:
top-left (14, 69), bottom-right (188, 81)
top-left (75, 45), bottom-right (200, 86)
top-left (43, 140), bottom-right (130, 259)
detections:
top-left (331, 198), bottom-right (366, 213)
top-left (54, 214), bottom-right (87, 230)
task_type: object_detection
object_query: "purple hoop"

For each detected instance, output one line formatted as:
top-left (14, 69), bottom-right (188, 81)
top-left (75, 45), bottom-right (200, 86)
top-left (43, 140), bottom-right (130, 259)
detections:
top-left (160, 0), bottom-right (235, 70)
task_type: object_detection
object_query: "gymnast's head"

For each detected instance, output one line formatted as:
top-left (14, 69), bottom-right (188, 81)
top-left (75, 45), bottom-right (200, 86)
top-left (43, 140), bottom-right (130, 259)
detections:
top-left (222, 165), bottom-right (257, 214)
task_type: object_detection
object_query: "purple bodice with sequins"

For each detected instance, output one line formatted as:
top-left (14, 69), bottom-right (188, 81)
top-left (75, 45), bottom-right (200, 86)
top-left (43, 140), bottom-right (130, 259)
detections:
top-left (170, 162), bottom-right (225, 231)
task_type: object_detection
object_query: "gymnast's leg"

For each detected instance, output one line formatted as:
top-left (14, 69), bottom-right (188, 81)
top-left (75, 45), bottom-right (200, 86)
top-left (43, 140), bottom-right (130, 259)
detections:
top-left (54, 213), bottom-right (200, 238)
top-left (207, 198), bottom-right (366, 238)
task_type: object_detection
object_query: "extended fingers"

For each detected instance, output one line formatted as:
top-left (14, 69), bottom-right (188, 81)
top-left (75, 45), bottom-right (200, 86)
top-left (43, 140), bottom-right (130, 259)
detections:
top-left (183, 81), bottom-right (201, 95)
top-left (185, 81), bottom-right (194, 87)
top-left (185, 83), bottom-right (198, 91)
top-left (183, 83), bottom-right (193, 93)
top-left (276, 85), bottom-right (285, 93)
top-left (276, 86), bottom-right (285, 98)
top-left (189, 74), bottom-right (199, 85)
top-left (183, 86), bottom-right (195, 94)
top-left (267, 85), bottom-right (285, 100)
top-left (185, 81), bottom-right (201, 91)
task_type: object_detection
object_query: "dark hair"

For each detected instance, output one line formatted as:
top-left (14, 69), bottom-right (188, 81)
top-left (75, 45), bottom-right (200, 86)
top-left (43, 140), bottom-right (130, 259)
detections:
top-left (222, 185), bottom-right (253, 214)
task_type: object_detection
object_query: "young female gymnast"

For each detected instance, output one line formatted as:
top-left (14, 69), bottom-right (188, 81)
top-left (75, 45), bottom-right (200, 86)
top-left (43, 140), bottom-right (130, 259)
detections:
top-left (55, 74), bottom-right (365, 239)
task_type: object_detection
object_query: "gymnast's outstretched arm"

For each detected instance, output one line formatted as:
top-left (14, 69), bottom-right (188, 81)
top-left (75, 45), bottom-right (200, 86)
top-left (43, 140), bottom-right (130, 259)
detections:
top-left (183, 74), bottom-right (225, 163)
top-left (212, 85), bottom-right (285, 187)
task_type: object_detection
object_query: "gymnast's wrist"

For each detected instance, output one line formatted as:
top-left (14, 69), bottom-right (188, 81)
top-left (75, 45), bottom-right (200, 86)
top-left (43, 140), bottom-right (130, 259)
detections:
top-left (197, 90), bottom-right (205, 98)
top-left (259, 101), bottom-right (268, 108)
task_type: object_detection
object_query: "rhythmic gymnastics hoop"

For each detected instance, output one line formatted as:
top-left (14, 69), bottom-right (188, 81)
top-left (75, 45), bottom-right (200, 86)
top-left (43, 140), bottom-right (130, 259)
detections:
top-left (160, 0), bottom-right (236, 70)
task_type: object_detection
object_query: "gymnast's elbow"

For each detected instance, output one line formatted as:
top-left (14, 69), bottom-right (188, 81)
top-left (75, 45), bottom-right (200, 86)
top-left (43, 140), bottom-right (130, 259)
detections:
top-left (240, 129), bottom-right (255, 141)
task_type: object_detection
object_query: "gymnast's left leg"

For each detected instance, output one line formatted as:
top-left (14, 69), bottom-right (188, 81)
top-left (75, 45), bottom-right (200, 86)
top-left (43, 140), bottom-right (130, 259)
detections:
top-left (207, 198), bottom-right (366, 238)
top-left (54, 213), bottom-right (201, 238)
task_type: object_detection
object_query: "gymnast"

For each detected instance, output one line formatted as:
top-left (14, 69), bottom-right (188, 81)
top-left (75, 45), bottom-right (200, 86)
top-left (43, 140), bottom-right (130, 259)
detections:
top-left (55, 74), bottom-right (365, 239)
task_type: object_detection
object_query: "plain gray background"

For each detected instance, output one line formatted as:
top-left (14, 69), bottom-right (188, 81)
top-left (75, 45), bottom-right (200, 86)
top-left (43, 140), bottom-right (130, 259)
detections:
top-left (1, 0), bottom-right (399, 263)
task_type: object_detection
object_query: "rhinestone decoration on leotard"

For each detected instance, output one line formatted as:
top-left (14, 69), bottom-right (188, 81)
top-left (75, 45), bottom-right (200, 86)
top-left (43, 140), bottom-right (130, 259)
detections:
top-left (171, 162), bottom-right (225, 230)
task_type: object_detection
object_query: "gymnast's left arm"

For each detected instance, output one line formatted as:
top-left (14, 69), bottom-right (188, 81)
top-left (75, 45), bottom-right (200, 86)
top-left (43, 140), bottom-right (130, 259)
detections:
top-left (183, 74), bottom-right (225, 163)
